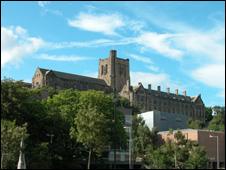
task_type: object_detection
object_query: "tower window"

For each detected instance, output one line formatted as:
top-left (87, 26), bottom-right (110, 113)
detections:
top-left (101, 65), bottom-right (104, 75)
top-left (105, 64), bottom-right (108, 74)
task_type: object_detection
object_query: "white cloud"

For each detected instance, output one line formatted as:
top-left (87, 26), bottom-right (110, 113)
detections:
top-left (1, 26), bottom-right (44, 68)
top-left (192, 64), bottom-right (225, 90)
top-left (129, 54), bottom-right (153, 64)
top-left (136, 32), bottom-right (184, 60)
top-left (172, 26), bottom-right (225, 63)
top-left (146, 65), bottom-right (159, 72)
top-left (130, 71), bottom-right (184, 92)
top-left (37, 53), bottom-right (92, 62)
top-left (131, 71), bottom-right (169, 89)
top-left (46, 37), bottom-right (135, 49)
top-left (68, 12), bottom-right (125, 35)
top-left (37, 1), bottom-right (50, 7)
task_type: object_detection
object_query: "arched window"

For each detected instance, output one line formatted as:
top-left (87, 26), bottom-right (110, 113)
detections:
top-left (105, 64), bottom-right (108, 74)
top-left (101, 65), bottom-right (104, 75)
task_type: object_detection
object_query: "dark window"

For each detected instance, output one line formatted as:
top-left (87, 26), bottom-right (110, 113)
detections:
top-left (101, 65), bottom-right (104, 75)
top-left (105, 64), bottom-right (108, 74)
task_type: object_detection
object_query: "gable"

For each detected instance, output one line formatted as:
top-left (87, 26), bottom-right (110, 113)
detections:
top-left (194, 95), bottom-right (204, 105)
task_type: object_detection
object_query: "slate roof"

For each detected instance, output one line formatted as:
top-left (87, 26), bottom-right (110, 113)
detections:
top-left (131, 83), bottom-right (197, 103)
top-left (38, 67), bottom-right (108, 86)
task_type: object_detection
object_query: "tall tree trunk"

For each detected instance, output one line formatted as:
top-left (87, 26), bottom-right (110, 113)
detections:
top-left (88, 149), bottom-right (92, 169)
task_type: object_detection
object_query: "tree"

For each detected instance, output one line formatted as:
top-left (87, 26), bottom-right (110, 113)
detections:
top-left (188, 119), bottom-right (204, 129)
top-left (205, 107), bottom-right (213, 122)
top-left (72, 105), bottom-right (109, 169)
top-left (1, 120), bottom-right (28, 169)
top-left (185, 144), bottom-right (208, 169)
top-left (145, 131), bottom-right (208, 169)
top-left (132, 114), bottom-right (159, 164)
top-left (208, 112), bottom-right (225, 131)
top-left (70, 90), bottom-right (126, 169)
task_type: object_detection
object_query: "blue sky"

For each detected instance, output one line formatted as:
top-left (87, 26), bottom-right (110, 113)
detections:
top-left (1, 1), bottom-right (225, 107)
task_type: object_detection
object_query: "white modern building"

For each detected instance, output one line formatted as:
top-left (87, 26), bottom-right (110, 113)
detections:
top-left (139, 110), bottom-right (188, 131)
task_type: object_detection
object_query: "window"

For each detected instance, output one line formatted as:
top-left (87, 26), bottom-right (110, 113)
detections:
top-left (101, 65), bottom-right (104, 75)
top-left (105, 64), bottom-right (108, 74)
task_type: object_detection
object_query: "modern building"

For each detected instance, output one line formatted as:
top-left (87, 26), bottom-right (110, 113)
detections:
top-left (139, 110), bottom-right (188, 131)
top-left (32, 50), bottom-right (205, 121)
top-left (158, 129), bottom-right (225, 169)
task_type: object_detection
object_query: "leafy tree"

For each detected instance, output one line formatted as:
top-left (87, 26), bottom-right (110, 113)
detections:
top-left (208, 112), bottom-right (225, 131)
top-left (205, 107), bottom-right (213, 122)
top-left (1, 120), bottom-right (28, 169)
top-left (70, 90), bottom-right (126, 169)
top-left (71, 105), bottom-right (109, 169)
top-left (185, 144), bottom-right (208, 169)
top-left (132, 115), bottom-right (158, 164)
top-left (188, 119), bottom-right (204, 129)
top-left (43, 89), bottom-right (88, 169)
top-left (145, 131), bottom-right (208, 169)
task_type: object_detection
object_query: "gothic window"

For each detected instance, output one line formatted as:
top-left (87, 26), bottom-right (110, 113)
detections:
top-left (101, 65), bottom-right (104, 75)
top-left (105, 64), bottom-right (108, 75)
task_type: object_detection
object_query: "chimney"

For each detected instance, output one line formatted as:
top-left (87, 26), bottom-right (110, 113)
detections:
top-left (148, 84), bottom-right (151, 91)
top-left (110, 50), bottom-right (117, 58)
top-left (167, 87), bottom-right (170, 94)
top-left (157, 86), bottom-right (161, 91)
top-left (183, 90), bottom-right (187, 96)
top-left (175, 89), bottom-right (178, 95)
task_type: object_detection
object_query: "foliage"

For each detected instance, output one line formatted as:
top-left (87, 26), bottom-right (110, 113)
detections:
top-left (132, 115), bottom-right (159, 162)
top-left (205, 107), bottom-right (213, 122)
top-left (145, 130), bottom-right (208, 169)
top-left (1, 120), bottom-right (28, 169)
top-left (208, 112), bottom-right (225, 131)
top-left (70, 90), bottom-right (126, 169)
top-left (185, 144), bottom-right (208, 169)
top-left (188, 119), bottom-right (204, 129)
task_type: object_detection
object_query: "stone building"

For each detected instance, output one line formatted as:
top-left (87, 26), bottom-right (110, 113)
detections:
top-left (32, 50), bottom-right (205, 121)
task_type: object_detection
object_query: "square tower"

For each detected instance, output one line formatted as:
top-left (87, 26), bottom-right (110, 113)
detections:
top-left (98, 50), bottom-right (130, 93)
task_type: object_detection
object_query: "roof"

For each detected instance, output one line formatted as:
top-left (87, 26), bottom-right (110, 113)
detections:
top-left (38, 67), bottom-right (108, 86)
top-left (131, 83), bottom-right (201, 103)
top-left (158, 129), bottom-right (225, 134)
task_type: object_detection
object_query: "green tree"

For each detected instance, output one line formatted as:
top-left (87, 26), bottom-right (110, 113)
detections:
top-left (70, 90), bottom-right (126, 169)
top-left (145, 131), bottom-right (208, 169)
top-left (1, 120), bottom-right (28, 169)
top-left (185, 144), bottom-right (208, 169)
top-left (208, 112), bottom-right (225, 131)
top-left (132, 114), bottom-right (159, 164)
top-left (188, 119), bottom-right (204, 129)
top-left (71, 105), bottom-right (109, 169)
top-left (205, 107), bottom-right (213, 122)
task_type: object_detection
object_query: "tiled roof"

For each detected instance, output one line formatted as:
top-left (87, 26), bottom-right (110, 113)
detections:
top-left (38, 68), bottom-right (108, 86)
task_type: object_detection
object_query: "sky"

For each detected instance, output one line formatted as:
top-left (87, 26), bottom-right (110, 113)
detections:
top-left (1, 1), bottom-right (225, 107)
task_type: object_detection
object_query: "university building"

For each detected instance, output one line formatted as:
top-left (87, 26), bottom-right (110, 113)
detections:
top-left (32, 50), bottom-right (205, 121)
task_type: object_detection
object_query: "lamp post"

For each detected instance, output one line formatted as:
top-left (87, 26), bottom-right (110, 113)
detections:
top-left (209, 135), bottom-right (219, 169)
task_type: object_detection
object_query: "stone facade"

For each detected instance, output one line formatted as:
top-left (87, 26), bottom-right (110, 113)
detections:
top-left (32, 50), bottom-right (205, 121)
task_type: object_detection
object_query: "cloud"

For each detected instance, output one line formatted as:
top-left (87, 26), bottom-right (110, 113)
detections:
top-left (46, 37), bottom-right (135, 49)
top-left (136, 32), bottom-right (184, 60)
top-left (191, 64), bottom-right (225, 90)
top-left (68, 12), bottom-right (125, 35)
top-left (1, 26), bottom-right (44, 68)
top-left (171, 25), bottom-right (225, 63)
top-left (36, 53), bottom-right (92, 62)
top-left (130, 71), bottom-right (184, 93)
top-left (37, 1), bottom-right (50, 7)
top-left (129, 54), bottom-right (153, 64)
top-left (146, 65), bottom-right (159, 72)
